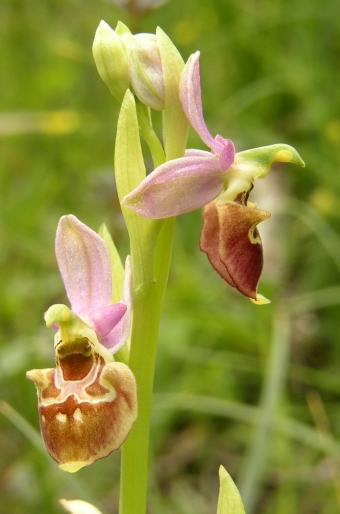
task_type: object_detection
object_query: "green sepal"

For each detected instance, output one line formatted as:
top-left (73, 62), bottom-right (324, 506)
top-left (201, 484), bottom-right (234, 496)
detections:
top-left (217, 466), bottom-right (246, 514)
top-left (115, 21), bottom-right (131, 36)
top-left (157, 27), bottom-right (189, 160)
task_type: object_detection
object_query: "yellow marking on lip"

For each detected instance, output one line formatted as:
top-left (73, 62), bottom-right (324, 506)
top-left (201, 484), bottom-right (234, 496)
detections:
top-left (59, 461), bottom-right (88, 473)
top-left (73, 408), bottom-right (82, 422)
top-left (248, 225), bottom-right (261, 244)
top-left (56, 412), bottom-right (67, 423)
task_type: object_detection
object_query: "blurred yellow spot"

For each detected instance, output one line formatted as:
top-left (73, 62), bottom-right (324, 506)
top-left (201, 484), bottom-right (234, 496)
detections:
top-left (40, 111), bottom-right (80, 134)
top-left (275, 150), bottom-right (293, 162)
top-left (173, 20), bottom-right (198, 45)
top-left (325, 119), bottom-right (340, 144)
top-left (0, 110), bottom-right (80, 136)
top-left (60, 499), bottom-right (103, 514)
top-left (310, 188), bottom-right (337, 215)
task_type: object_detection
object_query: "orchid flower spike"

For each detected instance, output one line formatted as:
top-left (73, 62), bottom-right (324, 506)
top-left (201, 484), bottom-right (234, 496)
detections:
top-left (122, 51), bottom-right (305, 303)
top-left (27, 215), bottom-right (137, 472)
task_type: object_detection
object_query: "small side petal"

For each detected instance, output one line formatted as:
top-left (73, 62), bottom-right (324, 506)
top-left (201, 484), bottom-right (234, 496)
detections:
top-left (180, 52), bottom-right (221, 153)
top-left (101, 257), bottom-right (132, 352)
top-left (88, 303), bottom-right (127, 339)
top-left (56, 216), bottom-right (112, 317)
top-left (217, 202), bottom-right (271, 300)
top-left (215, 136), bottom-right (235, 172)
top-left (122, 154), bottom-right (225, 218)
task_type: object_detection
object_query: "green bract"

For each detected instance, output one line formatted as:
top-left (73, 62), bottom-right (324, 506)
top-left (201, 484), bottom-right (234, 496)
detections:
top-left (217, 466), bottom-right (246, 514)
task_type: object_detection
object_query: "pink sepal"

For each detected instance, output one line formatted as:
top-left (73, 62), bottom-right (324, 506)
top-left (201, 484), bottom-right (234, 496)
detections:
top-left (180, 52), bottom-right (230, 158)
top-left (56, 215), bottom-right (112, 318)
top-left (122, 154), bottom-right (225, 219)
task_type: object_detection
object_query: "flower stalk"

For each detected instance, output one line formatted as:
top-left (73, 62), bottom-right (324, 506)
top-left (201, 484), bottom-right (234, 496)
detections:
top-left (114, 79), bottom-right (187, 513)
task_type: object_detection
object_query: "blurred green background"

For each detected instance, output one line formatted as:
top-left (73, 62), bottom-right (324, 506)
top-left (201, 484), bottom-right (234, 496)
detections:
top-left (1, 0), bottom-right (340, 513)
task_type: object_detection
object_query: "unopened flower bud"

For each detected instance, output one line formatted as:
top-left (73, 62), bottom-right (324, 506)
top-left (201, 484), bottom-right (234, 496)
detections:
top-left (92, 20), bottom-right (130, 103)
top-left (128, 33), bottom-right (165, 110)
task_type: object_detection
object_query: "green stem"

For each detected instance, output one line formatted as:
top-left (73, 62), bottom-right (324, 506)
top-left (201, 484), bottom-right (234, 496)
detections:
top-left (119, 218), bottom-right (175, 514)
top-left (136, 100), bottom-right (166, 168)
top-left (116, 39), bottom-right (188, 507)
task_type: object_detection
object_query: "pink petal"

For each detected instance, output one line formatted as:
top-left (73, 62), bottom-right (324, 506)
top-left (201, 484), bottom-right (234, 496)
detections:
top-left (56, 215), bottom-right (112, 317)
top-left (214, 136), bottom-right (235, 172)
top-left (122, 154), bottom-right (225, 218)
top-left (88, 303), bottom-right (127, 339)
top-left (180, 52), bottom-right (224, 156)
top-left (101, 257), bottom-right (132, 352)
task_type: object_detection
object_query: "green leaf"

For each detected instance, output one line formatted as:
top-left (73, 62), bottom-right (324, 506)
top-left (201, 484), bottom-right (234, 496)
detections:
top-left (217, 466), bottom-right (246, 514)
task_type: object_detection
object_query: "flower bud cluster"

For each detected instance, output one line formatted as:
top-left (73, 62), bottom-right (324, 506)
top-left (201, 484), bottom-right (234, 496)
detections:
top-left (93, 21), bottom-right (165, 109)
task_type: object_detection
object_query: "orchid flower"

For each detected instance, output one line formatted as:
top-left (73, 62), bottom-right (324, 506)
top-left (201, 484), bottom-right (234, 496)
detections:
top-left (122, 52), bottom-right (304, 303)
top-left (27, 215), bottom-right (137, 472)
top-left (53, 214), bottom-right (132, 353)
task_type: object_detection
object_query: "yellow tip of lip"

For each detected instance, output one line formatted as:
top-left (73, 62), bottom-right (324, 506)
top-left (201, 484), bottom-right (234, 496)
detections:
top-left (250, 294), bottom-right (271, 305)
top-left (59, 461), bottom-right (87, 473)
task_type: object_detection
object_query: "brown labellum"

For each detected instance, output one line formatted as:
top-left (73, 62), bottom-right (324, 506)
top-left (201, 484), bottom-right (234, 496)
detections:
top-left (200, 200), bottom-right (270, 300)
top-left (200, 201), bottom-right (236, 288)
top-left (27, 337), bottom-right (137, 472)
